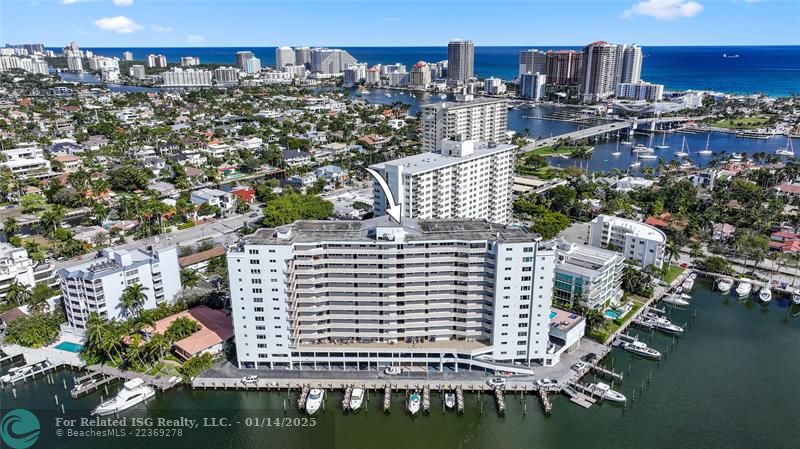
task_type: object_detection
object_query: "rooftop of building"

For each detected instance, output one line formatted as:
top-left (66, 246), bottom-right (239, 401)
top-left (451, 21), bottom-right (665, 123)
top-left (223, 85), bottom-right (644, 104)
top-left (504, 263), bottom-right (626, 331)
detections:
top-left (59, 247), bottom-right (172, 280)
top-left (147, 305), bottom-right (233, 359)
top-left (550, 307), bottom-right (585, 333)
top-left (421, 96), bottom-right (507, 111)
top-left (238, 215), bottom-right (540, 247)
top-left (369, 140), bottom-right (515, 175)
top-left (555, 240), bottom-right (624, 276)
top-left (594, 214), bottom-right (666, 243)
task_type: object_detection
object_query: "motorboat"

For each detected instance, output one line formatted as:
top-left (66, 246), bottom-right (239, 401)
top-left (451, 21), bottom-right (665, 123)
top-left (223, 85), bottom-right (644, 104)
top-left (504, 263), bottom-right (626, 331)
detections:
top-left (735, 281), bottom-right (752, 297)
top-left (590, 382), bottom-right (627, 403)
top-left (647, 315), bottom-right (684, 334)
top-left (92, 378), bottom-right (155, 416)
top-left (621, 141), bottom-right (633, 146)
top-left (697, 135), bottom-right (713, 156)
top-left (444, 392), bottom-right (456, 409)
top-left (775, 137), bottom-right (795, 157)
top-left (349, 388), bottom-right (365, 411)
top-left (632, 144), bottom-right (654, 153)
top-left (305, 388), bottom-right (325, 415)
top-left (639, 153), bottom-right (657, 160)
top-left (562, 386), bottom-right (579, 399)
top-left (758, 287), bottom-right (772, 303)
top-left (716, 278), bottom-right (733, 293)
top-left (408, 391), bottom-right (421, 415)
top-left (730, 153), bottom-right (743, 162)
top-left (689, 272), bottom-right (698, 280)
top-left (792, 292), bottom-right (800, 305)
top-left (662, 295), bottom-right (689, 307)
top-left (674, 136), bottom-right (689, 157)
top-left (630, 153), bottom-right (641, 168)
top-left (621, 341), bottom-right (662, 360)
top-left (682, 277), bottom-right (695, 291)
top-left (384, 366), bottom-right (403, 375)
top-left (0, 365), bottom-right (35, 383)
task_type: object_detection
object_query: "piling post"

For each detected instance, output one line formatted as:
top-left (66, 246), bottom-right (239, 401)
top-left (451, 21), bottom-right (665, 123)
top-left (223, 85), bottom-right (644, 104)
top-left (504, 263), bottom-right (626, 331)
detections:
top-left (12, 388), bottom-right (17, 399)
top-left (54, 394), bottom-right (59, 405)
top-left (61, 404), bottom-right (65, 414)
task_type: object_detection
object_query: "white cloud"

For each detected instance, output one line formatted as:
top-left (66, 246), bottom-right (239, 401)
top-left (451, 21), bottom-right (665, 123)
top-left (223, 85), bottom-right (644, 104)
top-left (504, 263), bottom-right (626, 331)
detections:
top-left (113, 0), bottom-right (134, 6)
top-left (624, 0), bottom-right (704, 20)
top-left (61, 0), bottom-right (91, 4)
top-left (151, 25), bottom-right (173, 33)
top-left (186, 35), bottom-right (204, 44)
top-left (93, 16), bottom-right (143, 34)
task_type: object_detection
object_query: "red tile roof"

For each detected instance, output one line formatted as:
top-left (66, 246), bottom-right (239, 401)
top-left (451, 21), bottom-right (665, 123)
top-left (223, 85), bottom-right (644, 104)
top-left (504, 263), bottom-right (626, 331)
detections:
top-left (149, 306), bottom-right (233, 359)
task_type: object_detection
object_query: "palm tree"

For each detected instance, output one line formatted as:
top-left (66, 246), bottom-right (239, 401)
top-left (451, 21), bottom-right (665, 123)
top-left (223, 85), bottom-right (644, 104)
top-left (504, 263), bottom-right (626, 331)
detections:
top-left (118, 284), bottom-right (149, 319)
top-left (180, 269), bottom-right (199, 289)
top-left (3, 217), bottom-right (19, 237)
top-left (27, 284), bottom-right (56, 314)
top-left (666, 241), bottom-right (680, 270)
top-left (689, 242), bottom-right (703, 260)
top-left (5, 281), bottom-right (30, 305)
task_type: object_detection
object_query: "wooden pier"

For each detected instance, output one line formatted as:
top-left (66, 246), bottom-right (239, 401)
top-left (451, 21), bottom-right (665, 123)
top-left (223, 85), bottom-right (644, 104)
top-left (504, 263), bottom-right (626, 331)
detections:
top-left (70, 372), bottom-right (119, 398)
top-left (456, 386), bottom-right (464, 414)
top-left (422, 385), bottom-right (431, 413)
top-left (1, 360), bottom-right (59, 386)
top-left (588, 363), bottom-right (624, 382)
top-left (297, 385), bottom-right (310, 410)
top-left (341, 385), bottom-right (353, 411)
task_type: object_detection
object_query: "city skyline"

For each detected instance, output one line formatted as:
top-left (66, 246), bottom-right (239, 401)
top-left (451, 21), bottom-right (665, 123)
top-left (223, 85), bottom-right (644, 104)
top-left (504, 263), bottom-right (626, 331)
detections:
top-left (2, 0), bottom-right (799, 47)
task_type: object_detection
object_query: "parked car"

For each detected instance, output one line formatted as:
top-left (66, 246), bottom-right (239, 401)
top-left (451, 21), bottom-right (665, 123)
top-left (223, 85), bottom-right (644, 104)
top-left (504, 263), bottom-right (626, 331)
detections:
top-left (384, 366), bottom-right (403, 375)
top-left (536, 378), bottom-right (558, 388)
top-left (582, 353), bottom-right (598, 363)
top-left (571, 362), bottom-right (587, 372)
top-left (486, 377), bottom-right (506, 387)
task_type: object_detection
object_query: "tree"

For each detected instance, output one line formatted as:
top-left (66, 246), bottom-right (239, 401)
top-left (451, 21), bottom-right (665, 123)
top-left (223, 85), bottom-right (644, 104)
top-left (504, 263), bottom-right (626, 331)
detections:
top-left (181, 269), bottom-right (200, 289)
top-left (3, 217), bottom-right (19, 237)
top-left (165, 317), bottom-right (201, 342)
top-left (27, 283), bottom-right (57, 314)
top-left (110, 165), bottom-right (151, 192)
top-left (5, 281), bottom-right (30, 305)
top-left (3, 310), bottom-right (65, 348)
top-left (531, 211), bottom-right (570, 240)
top-left (118, 284), bottom-right (149, 318)
top-left (20, 194), bottom-right (47, 213)
top-left (666, 241), bottom-right (680, 270)
top-left (261, 193), bottom-right (333, 227)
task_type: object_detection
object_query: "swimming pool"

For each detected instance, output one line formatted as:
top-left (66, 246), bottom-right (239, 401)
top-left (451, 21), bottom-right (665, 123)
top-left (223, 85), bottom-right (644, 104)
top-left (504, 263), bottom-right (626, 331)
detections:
top-left (549, 311), bottom-right (557, 319)
top-left (54, 341), bottom-right (83, 353)
top-left (604, 310), bottom-right (621, 320)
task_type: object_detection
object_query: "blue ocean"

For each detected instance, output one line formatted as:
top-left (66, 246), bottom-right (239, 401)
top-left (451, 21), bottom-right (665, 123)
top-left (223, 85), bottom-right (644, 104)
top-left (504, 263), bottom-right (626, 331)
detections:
top-left (71, 46), bottom-right (800, 97)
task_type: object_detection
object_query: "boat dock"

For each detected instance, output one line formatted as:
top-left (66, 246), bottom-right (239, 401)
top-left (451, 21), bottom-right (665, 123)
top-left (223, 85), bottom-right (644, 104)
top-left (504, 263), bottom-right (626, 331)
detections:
top-left (1, 360), bottom-right (59, 385)
top-left (538, 389), bottom-right (552, 415)
top-left (494, 387), bottom-right (506, 414)
top-left (0, 351), bottom-right (22, 364)
top-left (70, 371), bottom-right (119, 398)
top-left (588, 363), bottom-right (624, 382)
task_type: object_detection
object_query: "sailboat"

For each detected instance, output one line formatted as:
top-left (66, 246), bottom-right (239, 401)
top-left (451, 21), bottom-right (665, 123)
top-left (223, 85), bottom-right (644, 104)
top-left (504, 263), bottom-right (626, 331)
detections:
top-left (611, 140), bottom-right (621, 157)
top-left (776, 136), bottom-right (795, 157)
top-left (655, 133), bottom-right (670, 149)
top-left (674, 136), bottom-right (689, 158)
top-left (698, 135), bottom-right (713, 156)
top-left (630, 153), bottom-right (641, 168)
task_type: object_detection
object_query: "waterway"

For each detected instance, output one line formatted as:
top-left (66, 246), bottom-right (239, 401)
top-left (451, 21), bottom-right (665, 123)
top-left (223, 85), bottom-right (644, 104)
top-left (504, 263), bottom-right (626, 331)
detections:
top-left (2, 280), bottom-right (799, 449)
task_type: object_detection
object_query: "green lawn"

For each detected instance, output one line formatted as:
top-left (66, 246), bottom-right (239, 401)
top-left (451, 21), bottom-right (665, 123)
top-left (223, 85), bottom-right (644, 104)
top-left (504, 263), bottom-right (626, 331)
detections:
top-left (528, 145), bottom-right (592, 156)
top-left (708, 116), bottom-right (771, 130)
top-left (663, 265), bottom-right (685, 284)
top-left (588, 298), bottom-right (645, 343)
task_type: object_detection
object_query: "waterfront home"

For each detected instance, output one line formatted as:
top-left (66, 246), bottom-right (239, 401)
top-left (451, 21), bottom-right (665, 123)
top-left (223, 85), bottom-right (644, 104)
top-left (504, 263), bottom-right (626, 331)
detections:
top-left (775, 183), bottom-right (800, 198)
top-left (282, 149), bottom-right (311, 167)
top-left (52, 154), bottom-right (83, 172)
top-left (144, 305), bottom-right (233, 361)
top-left (554, 240), bottom-right (625, 310)
top-left (769, 231), bottom-right (800, 253)
top-left (589, 215), bottom-right (667, 269)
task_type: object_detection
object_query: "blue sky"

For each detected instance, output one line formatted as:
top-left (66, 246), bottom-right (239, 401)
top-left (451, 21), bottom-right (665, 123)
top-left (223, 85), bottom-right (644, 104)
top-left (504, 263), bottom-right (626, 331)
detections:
top-left (1, 0), bottom-right (798, 47)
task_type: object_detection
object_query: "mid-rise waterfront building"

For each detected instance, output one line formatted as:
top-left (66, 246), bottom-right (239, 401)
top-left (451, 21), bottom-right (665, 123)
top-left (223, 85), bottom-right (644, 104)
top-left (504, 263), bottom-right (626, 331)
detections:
top-left (275, 46), bottom-right (295, 68)
top-left (214, 66), bottom-right (240, 84)
top-left (343, 63), bottom-right (367, 87)
top-left (421, 96), bottom-right (508, 151)
top-left (294, 47), bottom-right (311, 68)
top-left (310, 48), bottom-right (357, 74)
top-left (244, 57), bottom-right (262, 74)
top-left (59, 247), bottom-right (181, 332)
top-left (146, 54), bottom-right (167, 68)
top-left (554, 241), bottom-right (624, 310)
top-left (519, 49), bottom-right (546, 78)
top-left (227, 217), bottom-right (560, 373)
top-left (130, 64), bottom-right (146, 80)
top-left (162, 68), bottom-right (212, 87)
top-left (0, 244), bottom-right (36, 303)
top-left (122, 51), bottom-right (133, 61)
top-left (615, 81), bottom-right (664, 102)
top-left (588, 215), bottom-right (666, 269)
top-left (87, 55), bottom-right (119, 72)
top-left (370, 139), bottom-right (515, 223)
top-left (0, 147), bottom-right (51, 179)
top-left (519, 72), bottom-right (547, 100)
top-left (0, 56), bottom-right (48, 75)
top-left (447, 40), bottom-right (474, 83)
top-left (484, 77), bottom-right (506, 95)
top-left (180, 56), bottom-right (200, 67)
top-left (365, 67), bottom-right (380, 84)
top-left (544, 50), bottom-right (583, 86)
top-left (387, 72), bottom-right (408, 87)
top-left (408, 61), bottom-right (431, 90)
top-left (66, 54), bottom-right (83, 72)
top-left (580, 41), bottom-right (619, 102)
top-left (381, 63), bottom-right (406, 76)
top-left (283, 64), bottom-right (306, 78)
top-left (236, 51), bottom-right (255, 70)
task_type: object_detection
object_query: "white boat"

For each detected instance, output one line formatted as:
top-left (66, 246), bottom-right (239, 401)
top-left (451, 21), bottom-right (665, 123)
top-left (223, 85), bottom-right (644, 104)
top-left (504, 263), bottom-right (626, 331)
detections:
top-left (305, 388), bottom-right (325, 415)
top-left (681, 293), bottom-right (692, 300)
top-left (611, 140), bottom-right (621, 157)
top-left (730, 152), bottom-right (743, 162)
top-left (92, 378), bottom-right (155, 416)
top-left (562, 386), bottom-right (579, 399)
top-left (655, 133), bottom-right (670, 149)
top-left (0, 365), bottom-right (34, 383)
top-left (758, 288), bottom-right (772, 303)
top-left (621, 341), bottom-right (662, 360)
top-left (639, 153), bottom-right (657, 160)
top-left (408, 391), bottom-right (421, 415)
top-left (630, 153), bottom-right (641, 168)
top-left (444, 392), bottom-right (456, 409)
top-left (735, 281), bottom-right (752, 297)
top-left (648, 315), bottom-right (684, 334)
top-left (674, 136), bottom-right (689, 157)
top-left (349, 388), bottom-right (365, 411)
top-left (621, 141), bottom-right (633, 146)
top-left (662, 295), bottom-right (689, 307)
top-left (775, 137), bottom-right (795, 157)
top-left (632, 144), bottom-right (654, 153)
top-left (384, 92), bottom-right (392, 97)
top-left (439, 93), bottom-right (447, 99)
top-left (682, 278), bottom-right (695, 291)
top-left (698, 135), bottom-right (713, 156)
top-left (590, 382), bottom-right (627, 403)
top-left (716, 278), bottom-right (733, 293)
top-left (792, 292), bottom-right (800, 305)
top-left (689, 272), bottom-right (698, 280)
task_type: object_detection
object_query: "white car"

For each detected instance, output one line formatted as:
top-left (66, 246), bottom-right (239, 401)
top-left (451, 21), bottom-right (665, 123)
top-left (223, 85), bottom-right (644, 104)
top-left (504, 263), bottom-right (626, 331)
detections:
top-left (571, 362), bottom-right (587, 372)
top-left (536, 378), bottom-right (558, 388)
top-left (241, 375), bottom-right (259, 384)
top-left (486, 377), bottom-right (506, 387)
top-left (384, 366), bottom-right (403, 375)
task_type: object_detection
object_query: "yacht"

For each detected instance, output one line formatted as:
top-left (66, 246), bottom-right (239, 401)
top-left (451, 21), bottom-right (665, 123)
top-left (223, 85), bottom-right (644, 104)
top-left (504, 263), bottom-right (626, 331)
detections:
top-left (730, 152), bottom-right (743, 162)
top-left (349, 388), bottom-right (365, 411)
top-left (384, 92), bottom-right (392, 97)
top-left (621, 340), bottom-right (662, 360)
top-left (639, 153), bottom-right (658, 160)
top-left (682, 277), bottom-right (695, 291)
top-left (562, 386), bottom-right (580, 399)
top-left (792, 292), bottom-right (800, 305)
top-left (758, 287), bottom-right (772, 303)
top-left (439, 93), bottom-right (447, 99)
top-left (621, 140), bottom-right (633, 146)
top-left (655, 133), bottom-right (670, 150)
top-left (305, 388), bottom-right (325, 415)
top-left (92, 378), bottom-right (155, 416)
top-left (775, 137), bottom-right (795, 157)
top-left (662, 295), bottom-right (690, 307)
top-left (632, 144), bottom-right (654, 153)
top-left (0, 365), bottom-right (35, 384)
top-left (716, 278), bottom-right (733, 293)
top-left (630, 154), bottom-right (641, 168)
top-left (444, 392), bottom-right (456, 410)
top-left (674, 136), bottom-right (689, 158)
top-left (697, 135), bottom-right (713, 156)
top-left (735, 281), bottom-right (752, 297)
top-left (723, 53), bottom-right (740, 59)
top-left (611, 140), bottom-right (622, 157)
top-left (408, 391), bottom-right (421, 415)
top-left (647, 315), bottom-right (684, 334)
top-left (590, 382), bottom-right (627, 403)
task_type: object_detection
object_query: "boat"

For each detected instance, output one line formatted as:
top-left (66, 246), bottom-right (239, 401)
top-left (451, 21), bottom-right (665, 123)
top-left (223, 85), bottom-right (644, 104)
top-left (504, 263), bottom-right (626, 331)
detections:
top-left (439, 93), bottom-right (447, 99)
top-left (444, 392), bottom-right (456, 409)
top-left (408, 391), bottom-right (421, 415)
top-left (662, 295), bottom-right (690, 307)
top-left (589, 382), bottom-right (627, 403)
top-left (639, 153), bottom-right (658, 160)
top-left (723, 53), bottom-right (740, 59)
top-left (562, 386), bottom-right (579, 399)
top-left (0, 365), bottom-right (34, 383)
top-left (632, 144), bottom-right (654, 153)
top-left (674, 136), bottom-right (689, 157)
top-left (758, 287), bottom-right (772, 303)
top-left (349, 388), bottom-right (365, 411)
top-left (792, 292), bottom-right (800, 305)
top-left (689, 272), bottom-right (698, 280)
top-left (384, 92), bottom-right (392, 97)
top-left (620, 141), bottom-right (633, 146)
top-left (682, 277), bottom-right (695, 291)
top-left (735, 281), bottom-right (752, 297)
top-left (305, 388), bottom-right (325, 415)
top-left (621, 340), bottom-right (662, 360)
top-left (775, 137), bottom-right (795, 157)
top-left (697, 134), bottom-right (713, 156)
top-left (730, 152), bottom-right (743, 162)
top-left (655, 133), bottom-right (670, 150)
top-left (630, 153), bottom-right (641, 168)
top-left (611, 140), bottom-right (621, 157)
top-left (681, 293), bottom-right (692, 300)
top-left (92, 378), bottom-right (155, 416)
top-left (647, 315), bottom-right (684, 334)
top-left (716, 278), bottom-right (733, 293)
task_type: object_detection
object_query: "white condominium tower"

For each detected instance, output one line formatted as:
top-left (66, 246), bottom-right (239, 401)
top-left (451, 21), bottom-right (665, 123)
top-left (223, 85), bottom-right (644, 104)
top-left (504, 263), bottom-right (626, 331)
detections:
top-left (227, 217), bottom-right (557, 373)
top-left (370, 139), bottom-right (516, 224)
top-left (275, 46), bottom-right (295, 69)
top-left (420, 96), bottom-right (508, 151)
top-left (580, 41), bottom-right (619, 102)
top-left (518, 49), bottom-right (546, 77)
top-left (588, 215), bottom-right (666, 269)
top-left (447, 39), bottom-right (474, 83)
top-left (617, 44), bottom-right (643, 85)
top-left (58, 247), bottom-right (181, 333)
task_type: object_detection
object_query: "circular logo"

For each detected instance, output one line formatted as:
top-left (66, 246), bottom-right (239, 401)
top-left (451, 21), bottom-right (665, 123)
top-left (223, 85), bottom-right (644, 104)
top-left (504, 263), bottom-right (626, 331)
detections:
top-left (0, 409), bottom-right (40, 449)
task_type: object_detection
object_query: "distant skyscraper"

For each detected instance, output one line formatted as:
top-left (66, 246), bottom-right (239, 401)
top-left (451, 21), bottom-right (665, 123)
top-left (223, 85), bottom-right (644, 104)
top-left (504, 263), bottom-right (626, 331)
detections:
top-left (244, 57), bottom-right (261, 74)
top-left (580, 41), bottom-right (619, 102)
top-left (180, 56), bottom-right (200, 67)
top-left (130, 64), bottom-right (146, 80)
top-left (618, 45), bottom-right (643, 85)
top-left (275, 46), bottom-right (295, 68)
top-left (518, 49), bottom-right (546, 77)
top-left (447, 40), bottom-right (474, 83)
top-left (122, 51), bottom-right (133, 61)
top-left (520, 72), bottom-right (547, 100)
top-left (408, 61), bottom-right (431, 90)
top-left (544, 50), bottom-right (583, 86)
top-left (146, 54), bottom-right (167, 68)
top-left (66, 55), bottom-right (83, 72)
top-left (236, 51), bottom-right (254, 70)
top-left (294, 47), bottom-right (311, 68)
top-left (310, 48), bottom-right (356, 74)
top-left (421, 97), bottom-right (508, 151)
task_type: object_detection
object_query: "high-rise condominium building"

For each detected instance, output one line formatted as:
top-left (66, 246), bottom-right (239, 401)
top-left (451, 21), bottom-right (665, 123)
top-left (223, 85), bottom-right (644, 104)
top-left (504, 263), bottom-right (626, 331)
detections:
top-left (484, 77), bottom-right (506, 95)
top-left (518, 49), bottom-right (546, 77)
top-left (180, 56), bottom-right (200, 67)
top-left (408, 61), bottom-right (431, 90)
top-left (293, 47), bottom-right (311, 68)
top-left (227, 217), bottom-right (558, 372)
top-left (214, 66), bottom-right (239, 84)
top-left (343, 63), bottom-right (367, 87)
top-left (0, 56), bottom-right (49, 75)
top-left (553, 241), bottom-right (624, 310)
top-left (275, 46), bottom-right (295, 69)
top-left (617, 45), bottom-right (643, 85)
top-left (544, 50), bottom-right (583, 86)
top-left (162, 68), bottom-right (212, 86)
top-left (588, 215), bottom-right (666, 269)
top-left (520, 72), bottom-right (547, 100)
top-left (615, 81), bottom-right (664, 102)
top-left (122, 51), bottom-right (133, 61)
top-left (244, 57), bottom-right (261, 74)
top-left (59, 247), bottom-right (181, 332)
top-left (370, 139), bottom-right (515, 224)
top-left (310, 48), bottom-right (357, 74)
top-left (447, 40), bottom-right (474, 83)
top-left (236, 51), bottom-right (255, 70)
top-left (130, 64), bottom-right (146, 80)
top-left (580, 41), bottom-right (619, 102)
top-left (421, 96), bottom-right (508, 151)
top-left (146, 54), bottom-right (167, 68)
top-left (66, 55), bottom-right (83, 72)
